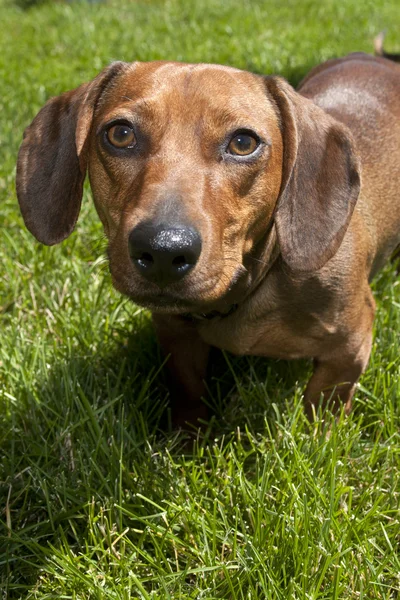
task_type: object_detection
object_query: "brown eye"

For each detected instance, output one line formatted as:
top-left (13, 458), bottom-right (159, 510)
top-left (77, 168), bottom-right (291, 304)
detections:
top-left (227, 133), bottom-right (259, 156)
top-left (106, 124), bottom-right (136, 148)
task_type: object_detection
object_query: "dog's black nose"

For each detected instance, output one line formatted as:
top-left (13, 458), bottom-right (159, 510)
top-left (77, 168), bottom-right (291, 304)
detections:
top-left (128, 222), bottom-right (202, 287)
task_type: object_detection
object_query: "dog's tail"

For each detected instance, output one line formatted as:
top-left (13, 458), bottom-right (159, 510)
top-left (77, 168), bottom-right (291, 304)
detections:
top-left (374, 31), bottom-right (400, 62)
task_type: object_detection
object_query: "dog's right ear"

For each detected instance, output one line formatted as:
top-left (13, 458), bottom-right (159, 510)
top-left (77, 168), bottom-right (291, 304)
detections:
top-left (16, 62), bottom-right (127, 246)
top-left (264, 76), bottom-right (361, 272)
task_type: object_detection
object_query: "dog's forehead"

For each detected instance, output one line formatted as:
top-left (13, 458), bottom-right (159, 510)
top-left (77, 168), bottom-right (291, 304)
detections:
top-left (97, 61), bottom-right (271, 121)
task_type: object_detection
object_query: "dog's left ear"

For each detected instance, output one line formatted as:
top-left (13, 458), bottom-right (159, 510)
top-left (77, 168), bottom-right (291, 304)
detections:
top-left (265, 76), bottom-right (361, 272)
top-left (16, 62), bottom-right (127, 246)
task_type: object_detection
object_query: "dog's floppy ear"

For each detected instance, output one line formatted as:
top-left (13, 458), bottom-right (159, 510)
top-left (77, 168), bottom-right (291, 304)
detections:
top-left (16, 62), bottom-right (127, 246)
top-left (265, 76), bottom-right (361, 272)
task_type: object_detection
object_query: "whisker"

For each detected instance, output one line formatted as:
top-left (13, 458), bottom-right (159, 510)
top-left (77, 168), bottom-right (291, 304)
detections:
top-left (247, 256), bottom-right (271, 266)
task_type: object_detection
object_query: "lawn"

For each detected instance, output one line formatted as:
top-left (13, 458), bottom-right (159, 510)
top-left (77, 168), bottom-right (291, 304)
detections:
top-left (1, 0), bottom-right (400, 597)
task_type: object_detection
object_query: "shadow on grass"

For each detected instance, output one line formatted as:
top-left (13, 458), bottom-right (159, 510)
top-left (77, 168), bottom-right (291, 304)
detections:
top-left (1, 307), bottom-right (311, 594)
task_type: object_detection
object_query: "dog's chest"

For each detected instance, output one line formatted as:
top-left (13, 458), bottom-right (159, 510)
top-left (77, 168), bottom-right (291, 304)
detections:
top-left (198, 311), bottom-right (322, 359)
top-left (198, 272), bottom-right (339, 360)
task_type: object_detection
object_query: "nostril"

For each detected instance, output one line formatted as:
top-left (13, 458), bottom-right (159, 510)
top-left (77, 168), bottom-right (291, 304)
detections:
top-left (136, 252), bottom-right (154, 269)
top-left (172, 255), bottom-right (187, 267)
top-left (141, 252), bottom-right (154, 264)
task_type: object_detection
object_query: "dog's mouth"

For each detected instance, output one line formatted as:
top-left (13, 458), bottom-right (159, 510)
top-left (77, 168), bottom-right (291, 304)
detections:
top-left (131, 292), bottom-right (199, 312)
top-left (131, 290), bottom-right (237, 315)
top-left (112, 263), bottom-right (250, 315)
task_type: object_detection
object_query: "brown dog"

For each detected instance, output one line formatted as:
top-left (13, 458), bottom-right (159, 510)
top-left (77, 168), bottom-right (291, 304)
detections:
top-left (16, 50), bottom-right (400, 425)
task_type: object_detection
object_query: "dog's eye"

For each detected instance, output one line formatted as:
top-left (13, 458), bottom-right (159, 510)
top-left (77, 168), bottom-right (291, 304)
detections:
top-left (107, 124), bottom-right (136, 148)
top-left (227, 133), bottom-right (259, 156)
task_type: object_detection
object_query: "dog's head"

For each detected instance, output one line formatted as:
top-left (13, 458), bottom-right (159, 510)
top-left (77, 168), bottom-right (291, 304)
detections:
top-left (17, 61), bottom-right (360, 314)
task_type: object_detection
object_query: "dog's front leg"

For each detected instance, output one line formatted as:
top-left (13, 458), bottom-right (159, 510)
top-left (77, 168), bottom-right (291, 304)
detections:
top-left (304, 291), bottom-right (375, 419)
top-left (152, 314), bottom-right (211, 427)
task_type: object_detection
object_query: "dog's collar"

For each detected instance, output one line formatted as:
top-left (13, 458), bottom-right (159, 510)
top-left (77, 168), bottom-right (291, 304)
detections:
top-left (181, 303), bottom-right (238, 322)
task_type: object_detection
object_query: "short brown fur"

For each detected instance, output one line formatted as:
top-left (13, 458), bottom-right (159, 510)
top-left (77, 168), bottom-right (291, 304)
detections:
top-left (17, 53), bottom-right (400, 425)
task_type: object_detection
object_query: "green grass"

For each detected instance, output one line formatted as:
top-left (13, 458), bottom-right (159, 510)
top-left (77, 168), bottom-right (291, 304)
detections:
top-left (1, 0), bottom-right (400, 597)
